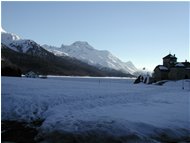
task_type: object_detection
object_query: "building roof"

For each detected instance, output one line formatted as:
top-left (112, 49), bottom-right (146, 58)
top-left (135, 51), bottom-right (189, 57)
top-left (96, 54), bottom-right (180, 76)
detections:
top-left (182, 61), bottom-right (190, 67)
top-left (175, 63), bottom-right (184, 67)
top-left (155, 65), bottom-right (169, 71)
top-left (163, 54), bottom-right (177, 59)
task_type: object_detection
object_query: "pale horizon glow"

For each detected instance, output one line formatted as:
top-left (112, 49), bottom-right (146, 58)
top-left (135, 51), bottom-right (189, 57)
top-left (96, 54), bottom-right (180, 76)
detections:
top-left (1, 2), bottom-right (189, 71)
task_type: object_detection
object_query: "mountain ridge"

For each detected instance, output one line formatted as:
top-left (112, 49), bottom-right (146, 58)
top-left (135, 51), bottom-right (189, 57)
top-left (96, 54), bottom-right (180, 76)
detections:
top-left (43, 42), bottom-right (138, 75)
top-left (1, 30), bottom-right (134, 77)
top-left (1, 29), bottom-right (138, 75)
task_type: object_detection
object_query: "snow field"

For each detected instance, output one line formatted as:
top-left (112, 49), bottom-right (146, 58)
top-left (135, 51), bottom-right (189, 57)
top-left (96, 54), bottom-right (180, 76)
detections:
top-left (1, 77), bottom-right (190, 142)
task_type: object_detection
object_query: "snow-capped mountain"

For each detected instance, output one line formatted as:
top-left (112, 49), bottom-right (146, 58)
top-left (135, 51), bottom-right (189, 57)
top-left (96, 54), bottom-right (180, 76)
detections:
top-left (1, 29), bottom-right (49, 57)
top-left (1, 28), bottom-right (20, 46)
top-left (1, 29), bottom-right (138, 75)
top-left (43, 42), bottom-right (138, 74)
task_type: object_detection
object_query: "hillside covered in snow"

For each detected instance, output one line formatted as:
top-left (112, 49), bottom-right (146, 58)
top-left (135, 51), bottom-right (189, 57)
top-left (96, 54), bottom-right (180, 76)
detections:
top-left (1, 29), bottom-right (134, 77)
top-left (43, 42), bottom-right (138, 75)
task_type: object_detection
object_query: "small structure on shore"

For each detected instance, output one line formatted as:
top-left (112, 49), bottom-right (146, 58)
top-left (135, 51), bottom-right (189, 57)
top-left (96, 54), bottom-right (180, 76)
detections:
top-left (25, 71), bottom-right (39, 78)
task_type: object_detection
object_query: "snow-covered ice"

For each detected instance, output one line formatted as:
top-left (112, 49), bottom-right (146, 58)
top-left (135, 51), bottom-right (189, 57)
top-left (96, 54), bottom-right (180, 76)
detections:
top-left (1, 76), bottom-right (190, 142)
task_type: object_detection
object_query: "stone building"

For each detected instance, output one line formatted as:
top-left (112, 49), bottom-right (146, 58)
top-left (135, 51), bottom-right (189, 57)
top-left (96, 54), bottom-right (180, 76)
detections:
top-left (163, 54), bottom-right (177, 68)
top-left (153, 54), bottom-right (190, 81)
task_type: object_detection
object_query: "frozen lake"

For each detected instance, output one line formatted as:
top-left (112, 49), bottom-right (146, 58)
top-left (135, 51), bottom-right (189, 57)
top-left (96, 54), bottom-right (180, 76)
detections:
top-left (1, 76), bottom-right (190, 142)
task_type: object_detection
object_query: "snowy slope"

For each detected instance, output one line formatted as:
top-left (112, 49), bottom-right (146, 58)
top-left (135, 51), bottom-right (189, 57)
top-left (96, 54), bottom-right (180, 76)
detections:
top-left (1, 30), bottom-right (138, 75)
top-left (2, 77), bottom-right (190, 142)
top-left (43, 42), bottom-right (138, 74)
top-left (1, 29), bottom-right (46, 55)
top-left (1, 29), bottom-right (21, 47)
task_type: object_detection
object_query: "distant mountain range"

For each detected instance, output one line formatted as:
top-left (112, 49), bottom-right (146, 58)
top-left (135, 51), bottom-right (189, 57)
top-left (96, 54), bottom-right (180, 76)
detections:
top-left (43, 42), bottom-right (138, 75)
top-left (1, 29), bottom-right (138, 77)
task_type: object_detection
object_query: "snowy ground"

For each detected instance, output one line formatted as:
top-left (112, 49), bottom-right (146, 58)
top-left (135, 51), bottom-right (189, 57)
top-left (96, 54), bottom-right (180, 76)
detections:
top-left (1, 76), bottom-right (190, 142)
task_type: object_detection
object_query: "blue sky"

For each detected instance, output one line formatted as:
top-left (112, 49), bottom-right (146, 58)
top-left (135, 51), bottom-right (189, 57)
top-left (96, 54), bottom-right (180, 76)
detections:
top-left (1, 1), bottom-right (189, 70)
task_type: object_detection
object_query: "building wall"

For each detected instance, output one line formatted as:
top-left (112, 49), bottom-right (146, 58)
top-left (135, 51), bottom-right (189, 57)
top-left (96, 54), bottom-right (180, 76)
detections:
top-left (168, 68), bottom-right (186, 80)
top-left (185, 69), bottom-right (190, 79)
top-left (153, 68), bottom-right (168, 81)
top-left (163, 58), bottom-right (177, 68)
